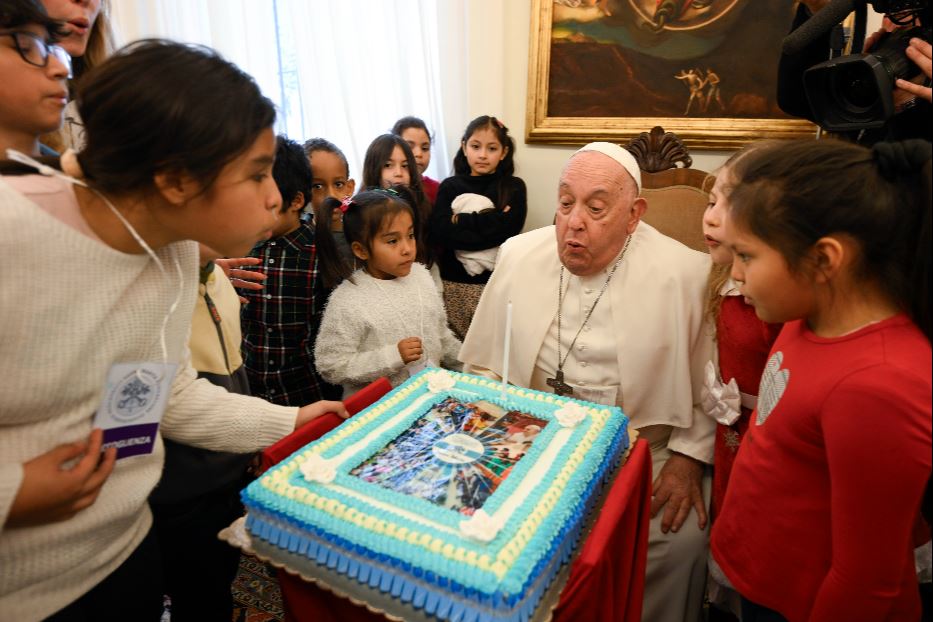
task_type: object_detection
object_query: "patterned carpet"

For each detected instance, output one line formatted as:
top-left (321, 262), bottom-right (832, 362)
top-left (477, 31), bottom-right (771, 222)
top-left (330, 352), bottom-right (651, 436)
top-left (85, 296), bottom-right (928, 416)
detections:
top-left (231, 554), bottom-right (284, 622)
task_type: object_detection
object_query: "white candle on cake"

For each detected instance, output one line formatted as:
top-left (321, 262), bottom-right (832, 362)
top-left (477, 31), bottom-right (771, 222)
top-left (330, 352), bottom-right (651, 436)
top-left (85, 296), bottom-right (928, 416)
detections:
top-left (501, 300), bottom-right (512, 401)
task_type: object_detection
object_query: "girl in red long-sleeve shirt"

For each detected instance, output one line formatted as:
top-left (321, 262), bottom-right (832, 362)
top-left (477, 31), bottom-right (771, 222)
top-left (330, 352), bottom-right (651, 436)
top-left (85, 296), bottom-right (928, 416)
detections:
top-left (711, 138), bottom-right (932, 622)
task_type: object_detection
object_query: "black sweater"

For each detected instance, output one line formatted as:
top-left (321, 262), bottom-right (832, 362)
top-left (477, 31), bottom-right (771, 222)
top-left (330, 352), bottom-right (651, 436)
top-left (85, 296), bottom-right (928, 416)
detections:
top-left (430, 173), bottom-right (527, 284)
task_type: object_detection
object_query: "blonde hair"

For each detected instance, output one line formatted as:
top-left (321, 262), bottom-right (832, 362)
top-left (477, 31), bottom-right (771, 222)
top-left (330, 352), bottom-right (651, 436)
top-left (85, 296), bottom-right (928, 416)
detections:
top-left (41, 1), bottom-right (115, 153)
top-left (703, 142), bottom-right (770, 324)
top-left (76, 1), bottom-right (115, 78)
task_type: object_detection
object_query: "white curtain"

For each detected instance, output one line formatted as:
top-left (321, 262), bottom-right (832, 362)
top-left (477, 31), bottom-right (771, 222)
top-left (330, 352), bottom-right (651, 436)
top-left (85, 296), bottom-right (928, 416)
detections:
top-left (109, 0), bottom-right (456, 182)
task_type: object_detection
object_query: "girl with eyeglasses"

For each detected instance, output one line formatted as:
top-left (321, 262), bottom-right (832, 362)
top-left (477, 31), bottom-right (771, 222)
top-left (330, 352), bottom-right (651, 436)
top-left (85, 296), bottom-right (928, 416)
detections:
top-left (0, 0), bottom-right (71, 156)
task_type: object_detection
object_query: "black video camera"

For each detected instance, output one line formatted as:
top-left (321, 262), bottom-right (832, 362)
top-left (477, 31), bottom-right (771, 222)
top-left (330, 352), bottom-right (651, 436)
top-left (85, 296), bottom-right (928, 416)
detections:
top-left (783, 0), bottom-right (931, 132)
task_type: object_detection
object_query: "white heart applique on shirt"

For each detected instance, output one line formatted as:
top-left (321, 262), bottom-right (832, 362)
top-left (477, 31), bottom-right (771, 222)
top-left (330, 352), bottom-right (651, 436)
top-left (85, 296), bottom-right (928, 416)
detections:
top-left (756, 351), bottom-right (790, 426)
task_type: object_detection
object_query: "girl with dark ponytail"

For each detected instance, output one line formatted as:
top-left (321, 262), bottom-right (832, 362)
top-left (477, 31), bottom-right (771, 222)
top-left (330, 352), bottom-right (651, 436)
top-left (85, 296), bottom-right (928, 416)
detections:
top-left (314, 187), bottom-right (461, 397)
top-left (710, 138), bottom-right (932, 622)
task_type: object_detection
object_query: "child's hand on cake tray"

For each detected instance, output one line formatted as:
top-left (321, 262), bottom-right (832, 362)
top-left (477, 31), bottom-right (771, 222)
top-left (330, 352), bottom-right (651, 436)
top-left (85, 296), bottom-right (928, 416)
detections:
top-left (295, 400), bottom-right (348, 430)
top-left (6, 428), bottom-right (116, 528)
top-left (650, 452), bottom-right (708, 534)
top-left (398, 337), bottom-right (424, 364)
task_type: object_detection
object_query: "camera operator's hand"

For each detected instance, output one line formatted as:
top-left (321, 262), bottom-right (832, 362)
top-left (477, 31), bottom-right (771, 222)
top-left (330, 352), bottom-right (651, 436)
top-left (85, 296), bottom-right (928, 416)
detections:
top-left (898, 38), bottom-right (932, 103)
top-left (865, 18), bottom-right (931, 106)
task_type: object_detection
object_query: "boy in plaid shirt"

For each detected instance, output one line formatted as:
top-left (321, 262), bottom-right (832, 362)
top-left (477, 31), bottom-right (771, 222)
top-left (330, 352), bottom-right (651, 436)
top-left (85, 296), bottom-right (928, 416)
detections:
top-left (240, 136), bottom-right (341, 404)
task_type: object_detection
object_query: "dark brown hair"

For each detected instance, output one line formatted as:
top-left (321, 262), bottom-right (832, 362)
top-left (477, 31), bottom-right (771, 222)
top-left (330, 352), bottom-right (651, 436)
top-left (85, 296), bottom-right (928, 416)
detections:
top-left (273, 135), bottom-right (312, 213)
top-left (302, 137), bottom-right (349, 178)
top-left (0, 0), bottom-right (66, 38)
top-left (315, 187), bottom-right (417, 289)
top-left (361, 134), bottom-right (432, 265)
top-left (728, 138), bottom-right (932, 341)
top-left (75, 39), bottom-right (276, 197)
top-left (453, 115), bottom-right (517, 210)
top-left (391, 116), bottom-right (432, 142)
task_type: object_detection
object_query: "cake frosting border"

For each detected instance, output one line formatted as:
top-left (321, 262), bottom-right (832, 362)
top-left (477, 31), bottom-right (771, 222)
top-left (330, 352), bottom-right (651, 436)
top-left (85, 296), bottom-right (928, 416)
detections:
top-left (242, 369), bottom-right (629, 618)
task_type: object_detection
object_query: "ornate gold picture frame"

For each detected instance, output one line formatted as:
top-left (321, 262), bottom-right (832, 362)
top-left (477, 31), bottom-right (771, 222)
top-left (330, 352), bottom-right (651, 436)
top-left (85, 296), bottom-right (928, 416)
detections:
top-left (526, 0), bottom-right (818, 150)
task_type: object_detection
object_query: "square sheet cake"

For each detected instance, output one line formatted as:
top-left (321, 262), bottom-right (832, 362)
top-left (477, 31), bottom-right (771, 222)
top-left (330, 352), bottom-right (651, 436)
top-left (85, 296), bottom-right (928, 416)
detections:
top-left (242, 369), bottom-right (630, 622)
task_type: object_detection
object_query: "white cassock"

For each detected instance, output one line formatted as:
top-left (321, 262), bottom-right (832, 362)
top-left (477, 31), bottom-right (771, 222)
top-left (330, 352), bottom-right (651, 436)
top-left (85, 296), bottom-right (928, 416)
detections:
top-left (460, 223), bottom-right (715, 622)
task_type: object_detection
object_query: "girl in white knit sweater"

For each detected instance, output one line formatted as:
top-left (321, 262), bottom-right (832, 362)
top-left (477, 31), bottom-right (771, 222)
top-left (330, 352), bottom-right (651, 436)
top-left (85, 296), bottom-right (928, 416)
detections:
top-left (1, 38), bottom-right (342, 621)
top-left (314, 187), bottom-right (462, 396)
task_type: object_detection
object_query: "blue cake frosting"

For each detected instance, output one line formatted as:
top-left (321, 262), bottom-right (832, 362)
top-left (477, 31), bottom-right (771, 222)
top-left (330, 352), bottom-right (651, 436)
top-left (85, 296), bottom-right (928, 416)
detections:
top-left (242, 369), bottom-right (629, 622)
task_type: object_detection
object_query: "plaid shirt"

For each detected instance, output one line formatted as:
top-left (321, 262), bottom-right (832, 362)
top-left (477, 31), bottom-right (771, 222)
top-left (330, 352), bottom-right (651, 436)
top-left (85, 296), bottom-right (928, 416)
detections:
top-left (239, 219), bottom-right (339, 405)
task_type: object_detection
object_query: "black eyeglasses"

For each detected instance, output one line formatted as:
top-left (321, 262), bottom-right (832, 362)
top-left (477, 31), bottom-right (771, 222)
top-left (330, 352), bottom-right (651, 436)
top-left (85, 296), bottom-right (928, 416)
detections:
top-left (1, 31), bottom-right (72, 78)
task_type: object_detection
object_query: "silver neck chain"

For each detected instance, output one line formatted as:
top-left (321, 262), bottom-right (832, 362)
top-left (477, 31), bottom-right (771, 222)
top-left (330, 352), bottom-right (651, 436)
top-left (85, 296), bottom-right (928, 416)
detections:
top-left (556, 235), bottom-right (631, 373)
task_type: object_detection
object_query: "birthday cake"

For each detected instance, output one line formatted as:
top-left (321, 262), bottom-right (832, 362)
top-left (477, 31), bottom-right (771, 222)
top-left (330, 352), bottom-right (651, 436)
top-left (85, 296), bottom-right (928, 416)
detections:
top-left (241, 369), bottom-right (629, 622)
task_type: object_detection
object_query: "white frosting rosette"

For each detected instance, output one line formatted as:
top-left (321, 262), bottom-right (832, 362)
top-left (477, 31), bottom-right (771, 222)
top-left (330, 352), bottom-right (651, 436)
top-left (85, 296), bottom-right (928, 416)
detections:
top-left (426, 369), bottom-right (456, 393)
top-left (299, 453), bottom-right (337, 484)
top-left (554, 401), bottom-right (588, 428)
top-left (459, 509), bottom-right (504, 543)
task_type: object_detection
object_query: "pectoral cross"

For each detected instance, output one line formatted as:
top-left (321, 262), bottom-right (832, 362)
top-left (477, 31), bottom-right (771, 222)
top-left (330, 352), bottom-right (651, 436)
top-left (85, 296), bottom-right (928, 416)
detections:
top-left (546, 370), bottom-right (574, 397)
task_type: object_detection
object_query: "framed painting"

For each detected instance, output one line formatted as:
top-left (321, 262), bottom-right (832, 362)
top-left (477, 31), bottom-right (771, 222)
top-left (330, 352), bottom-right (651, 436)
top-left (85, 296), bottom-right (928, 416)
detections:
top-left (526, 0), bottom-right (818, 150)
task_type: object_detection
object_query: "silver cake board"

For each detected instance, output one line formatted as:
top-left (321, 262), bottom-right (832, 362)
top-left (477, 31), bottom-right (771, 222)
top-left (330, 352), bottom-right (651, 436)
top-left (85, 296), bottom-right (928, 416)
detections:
top-left (219, 429), bottom-right (639, 622)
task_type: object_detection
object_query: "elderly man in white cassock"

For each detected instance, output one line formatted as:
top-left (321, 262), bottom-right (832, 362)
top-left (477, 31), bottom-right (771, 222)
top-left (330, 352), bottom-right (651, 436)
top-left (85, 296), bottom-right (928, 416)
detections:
top-left (460, 142), bottom-right (715, 622)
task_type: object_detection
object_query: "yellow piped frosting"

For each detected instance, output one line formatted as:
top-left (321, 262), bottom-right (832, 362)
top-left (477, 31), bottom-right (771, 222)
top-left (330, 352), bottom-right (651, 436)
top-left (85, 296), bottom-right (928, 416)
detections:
top-left (255, 371), bottom-right (614, 585)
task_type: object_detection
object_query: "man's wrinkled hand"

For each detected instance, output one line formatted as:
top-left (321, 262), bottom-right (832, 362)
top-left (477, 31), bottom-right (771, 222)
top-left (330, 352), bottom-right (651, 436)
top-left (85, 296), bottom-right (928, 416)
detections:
top-left (650, 452), bottom-right (708, 534)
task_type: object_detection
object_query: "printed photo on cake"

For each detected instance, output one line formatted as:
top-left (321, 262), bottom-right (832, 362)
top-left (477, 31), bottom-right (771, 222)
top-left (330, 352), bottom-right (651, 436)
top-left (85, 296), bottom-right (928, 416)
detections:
top-left (350, 398), bottom-right (549, 515)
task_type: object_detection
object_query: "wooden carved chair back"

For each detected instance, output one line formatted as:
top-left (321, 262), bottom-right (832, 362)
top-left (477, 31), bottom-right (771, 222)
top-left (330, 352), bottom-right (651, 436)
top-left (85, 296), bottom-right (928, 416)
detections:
top-left (626, 126), bottom-right (711, 253)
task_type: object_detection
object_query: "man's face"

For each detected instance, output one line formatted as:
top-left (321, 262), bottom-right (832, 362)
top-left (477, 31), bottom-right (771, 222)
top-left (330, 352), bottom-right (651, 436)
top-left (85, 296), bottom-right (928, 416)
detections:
top-left (555, 152), bottom-right (645, 276)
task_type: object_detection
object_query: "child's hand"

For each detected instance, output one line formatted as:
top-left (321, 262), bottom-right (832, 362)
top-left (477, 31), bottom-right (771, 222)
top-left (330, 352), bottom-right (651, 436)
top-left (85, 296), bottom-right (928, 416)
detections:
top-left (295, 400), bottom-right (348, 429)
top-left (215, 257), bottom-right (266, 304)
top-left (502, 204), bottom-right (511, 213)
top-left (7, 429), bottom-right (117, 528)
top-left (398, 337), bottom-right (423, 364)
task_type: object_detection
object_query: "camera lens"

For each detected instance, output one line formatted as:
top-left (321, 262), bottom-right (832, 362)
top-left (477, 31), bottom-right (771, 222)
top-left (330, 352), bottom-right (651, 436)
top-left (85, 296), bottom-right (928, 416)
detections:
top-left (832, 63), bottom-right (878, 111)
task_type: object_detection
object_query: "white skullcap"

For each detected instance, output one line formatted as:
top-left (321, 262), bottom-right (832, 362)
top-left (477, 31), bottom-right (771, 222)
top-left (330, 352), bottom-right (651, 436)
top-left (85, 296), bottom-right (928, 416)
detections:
top-left (573, 142), bottom-right (642, 193)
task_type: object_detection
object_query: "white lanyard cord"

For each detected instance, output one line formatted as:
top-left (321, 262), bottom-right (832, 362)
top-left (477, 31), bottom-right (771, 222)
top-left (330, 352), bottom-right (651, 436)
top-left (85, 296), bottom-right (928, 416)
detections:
top-left (6, 149), bottom-right (184, 377)
top-left (96, 191), bottom-right (184, 376)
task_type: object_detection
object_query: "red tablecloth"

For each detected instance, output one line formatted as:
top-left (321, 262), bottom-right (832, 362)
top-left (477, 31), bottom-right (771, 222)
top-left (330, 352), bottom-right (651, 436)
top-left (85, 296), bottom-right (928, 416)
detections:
top-left (259, 379), bottom-right (652, 622)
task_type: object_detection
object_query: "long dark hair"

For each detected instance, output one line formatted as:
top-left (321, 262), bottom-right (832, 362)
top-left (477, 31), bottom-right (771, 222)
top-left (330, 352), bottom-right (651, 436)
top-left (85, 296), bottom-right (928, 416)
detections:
top-left (315, 186), bottom-right (418, 289)
top-left (453, 115), bottom-right (516, 210)
top-left (728, 138), bottom-right (932, 342)
top-left (0, 0), bottom-right (67, 37)
top-left (75, 39), bottom-right (276, 196)
top-left (361, 134), bottom-right (432, 265)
